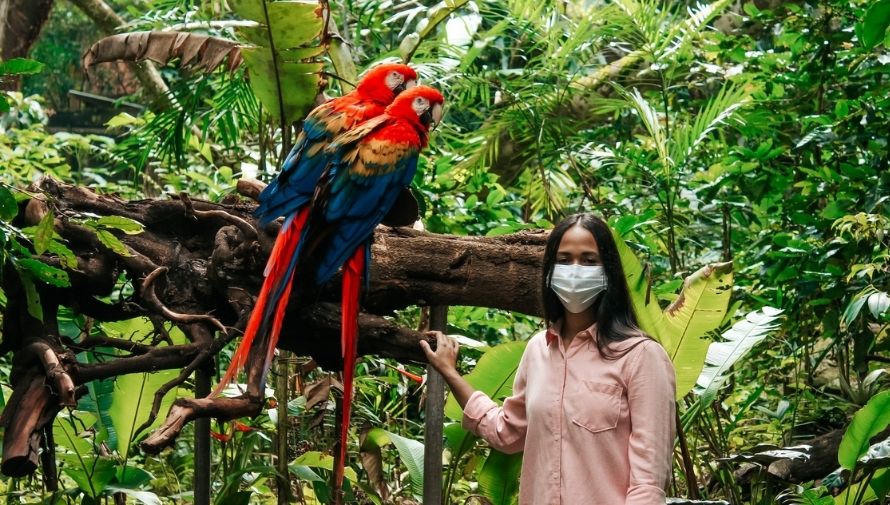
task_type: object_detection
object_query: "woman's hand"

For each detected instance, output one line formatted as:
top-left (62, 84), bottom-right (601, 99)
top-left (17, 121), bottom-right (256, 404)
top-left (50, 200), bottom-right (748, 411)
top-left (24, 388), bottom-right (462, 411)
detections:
top-left (420, 331), bottom-right (476, 409)
top-left (420, 331), bottom-right (459, 377)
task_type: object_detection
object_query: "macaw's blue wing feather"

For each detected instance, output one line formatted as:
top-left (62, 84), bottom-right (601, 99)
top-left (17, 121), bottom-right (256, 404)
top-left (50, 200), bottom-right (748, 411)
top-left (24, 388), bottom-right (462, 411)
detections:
top-left (314, 132), bottom-right (420, 283)
top-left (255, 103), bottom-right (350, 226)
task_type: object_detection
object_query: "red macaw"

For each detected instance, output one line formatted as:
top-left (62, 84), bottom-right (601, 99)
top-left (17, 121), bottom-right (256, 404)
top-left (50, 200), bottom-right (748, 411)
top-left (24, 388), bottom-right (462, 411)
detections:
top-left (212, 80), bottom-right (444, 492)
top-left (318, 84), bottom-right (445, 490)
top-left (255, 63), bottom-right (418, 227)
top-left (211, 63), bottom-right (417, 396)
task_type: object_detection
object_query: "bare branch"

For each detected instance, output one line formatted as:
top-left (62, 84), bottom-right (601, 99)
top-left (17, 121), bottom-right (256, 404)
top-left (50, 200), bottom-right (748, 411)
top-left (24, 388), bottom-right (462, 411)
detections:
top-left (140, 267), bottom-right (227, 334)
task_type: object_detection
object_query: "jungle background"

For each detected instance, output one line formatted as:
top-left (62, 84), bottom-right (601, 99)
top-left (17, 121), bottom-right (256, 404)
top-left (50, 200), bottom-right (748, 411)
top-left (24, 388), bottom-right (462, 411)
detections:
top-left (1, 0), bottom-right (889, 503)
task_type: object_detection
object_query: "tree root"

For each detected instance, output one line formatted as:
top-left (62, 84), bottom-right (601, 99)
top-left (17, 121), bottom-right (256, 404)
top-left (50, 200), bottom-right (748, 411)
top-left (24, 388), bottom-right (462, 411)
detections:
top-left (140, 267), bottom-right (226, 334)
top-left (180, 192), bottom-right (258, 243)
top-left (132, 349), bottom-right (213, 437)
top-left (25, 342), bottom-right (76, 407)
top-left (141, 395), bottom-right (264, 454)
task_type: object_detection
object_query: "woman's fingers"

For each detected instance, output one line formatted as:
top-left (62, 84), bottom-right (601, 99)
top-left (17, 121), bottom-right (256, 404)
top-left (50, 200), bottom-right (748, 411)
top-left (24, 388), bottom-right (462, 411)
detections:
top-left (419, 339), bottom-right (434, 358)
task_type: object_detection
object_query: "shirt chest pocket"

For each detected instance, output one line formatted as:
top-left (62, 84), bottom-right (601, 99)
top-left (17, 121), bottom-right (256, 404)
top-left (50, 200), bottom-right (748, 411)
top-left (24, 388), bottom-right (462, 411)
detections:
top-left (569, 381), bottom-right (624, 434)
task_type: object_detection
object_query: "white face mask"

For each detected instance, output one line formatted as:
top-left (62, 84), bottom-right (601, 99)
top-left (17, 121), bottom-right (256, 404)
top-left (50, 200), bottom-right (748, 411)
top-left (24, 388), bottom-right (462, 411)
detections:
top-left (549, 264), bottom-right (608, 313)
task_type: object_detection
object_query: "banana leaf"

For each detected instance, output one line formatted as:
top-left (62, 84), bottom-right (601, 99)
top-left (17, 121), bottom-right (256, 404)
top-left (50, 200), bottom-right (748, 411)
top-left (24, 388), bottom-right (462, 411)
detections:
top-left (839, 390), bottom-right (890, 470)
top-left (615, 231), bottom-right (733, 398)
top-left (231, 0), bottom-right (325, 125)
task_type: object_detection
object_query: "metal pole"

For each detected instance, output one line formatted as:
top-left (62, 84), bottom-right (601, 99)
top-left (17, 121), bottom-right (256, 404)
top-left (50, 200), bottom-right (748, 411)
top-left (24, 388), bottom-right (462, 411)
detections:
top-left (194, 366), bottom-right (211, 505)
top-left (423, 306), bottom-right (448, 505)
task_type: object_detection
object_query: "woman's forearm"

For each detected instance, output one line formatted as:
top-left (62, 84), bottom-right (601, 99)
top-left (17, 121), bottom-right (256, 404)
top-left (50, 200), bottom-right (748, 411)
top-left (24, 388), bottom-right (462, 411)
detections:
top-left (420, 332), bottom-right (477, 408)
top-left (439, 368), bottom-right (477, 409)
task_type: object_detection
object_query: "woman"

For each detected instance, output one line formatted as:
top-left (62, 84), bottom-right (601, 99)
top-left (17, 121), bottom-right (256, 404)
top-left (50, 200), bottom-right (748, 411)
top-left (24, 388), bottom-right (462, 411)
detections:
top-left (421, 213), bottom-right (676, 505)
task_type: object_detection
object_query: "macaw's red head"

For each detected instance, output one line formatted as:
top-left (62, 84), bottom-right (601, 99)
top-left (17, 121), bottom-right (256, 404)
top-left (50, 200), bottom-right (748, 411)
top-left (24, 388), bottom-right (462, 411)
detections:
top-left (385, 85), bottom-right (445, 141)
top-left (356, 63), bottom-right (418, 105)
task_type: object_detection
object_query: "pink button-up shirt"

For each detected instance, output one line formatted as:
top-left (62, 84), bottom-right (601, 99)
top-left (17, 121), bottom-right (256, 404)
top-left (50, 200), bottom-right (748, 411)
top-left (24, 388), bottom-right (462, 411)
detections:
top-left (462, 323), bottom-right (676, 505)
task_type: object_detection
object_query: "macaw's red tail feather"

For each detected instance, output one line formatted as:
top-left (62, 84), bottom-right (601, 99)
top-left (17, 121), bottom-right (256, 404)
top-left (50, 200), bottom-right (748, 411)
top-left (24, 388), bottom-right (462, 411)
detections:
top-left (335, 245), bottom-right (365, 490)
top-left (209, 208), bottom-right (311, 398)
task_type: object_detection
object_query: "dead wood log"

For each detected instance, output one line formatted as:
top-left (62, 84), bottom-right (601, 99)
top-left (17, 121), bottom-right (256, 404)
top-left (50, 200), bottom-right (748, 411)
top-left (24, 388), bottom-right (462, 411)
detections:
top-left (0, 372), bottom-right (60, 477)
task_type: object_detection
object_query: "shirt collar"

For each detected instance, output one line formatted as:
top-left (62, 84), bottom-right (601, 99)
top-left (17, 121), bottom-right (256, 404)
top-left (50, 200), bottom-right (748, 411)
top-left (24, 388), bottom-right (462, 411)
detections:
top-left (545, 320), bottom-right (598, 346)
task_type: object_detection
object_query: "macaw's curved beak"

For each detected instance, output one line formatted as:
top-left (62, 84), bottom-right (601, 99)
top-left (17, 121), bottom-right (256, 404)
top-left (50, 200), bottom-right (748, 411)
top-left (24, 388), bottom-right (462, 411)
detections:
top-left (395, 79), bottom-right (417, 95)
top-left (431, 103), bottom-right (443, 126)
top-left (421, 103), bottom-right (444, 129)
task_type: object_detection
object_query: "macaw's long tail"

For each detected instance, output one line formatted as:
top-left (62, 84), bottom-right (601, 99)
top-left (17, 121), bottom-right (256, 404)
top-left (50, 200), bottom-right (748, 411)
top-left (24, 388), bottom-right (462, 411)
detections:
top-left (209, 207), bottom-right (311, 397)
top-left (335, 244), bottom-right (365, 490)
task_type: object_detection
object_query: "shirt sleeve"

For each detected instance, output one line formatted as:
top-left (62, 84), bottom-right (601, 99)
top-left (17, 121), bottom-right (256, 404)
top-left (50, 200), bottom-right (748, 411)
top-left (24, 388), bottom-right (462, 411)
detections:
top-left (460, 347), bottom-right (529, 454)
top-left (625, 340), bottom-right (676, 505)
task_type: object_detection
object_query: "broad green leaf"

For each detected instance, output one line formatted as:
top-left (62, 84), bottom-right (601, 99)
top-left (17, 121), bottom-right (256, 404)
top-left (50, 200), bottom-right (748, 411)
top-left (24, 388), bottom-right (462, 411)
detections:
top-left (105, 487), bottom-right (162, 505)
top-left (231, 0), bottom-right (325, 125)
top-left (256, 2), bottom-right (323, 48)
top-left (0, 95), bottom-right (8, 113)
top-left (240, 48), bottom-right (323, 124)
top-left (444, 421), bottom-right (477, 457)
top-left (0, 185), bottom-right (17, 220)
top-left (361, 429), bottom-right (424, 497)
top-left (17, 269), bottom-right (43, 321)
top-left (105, 112), bottom-right (142, 128)
top-left (444, 341), bottom-right (527, 420)
top-left (477, 449), bottom-right (523, 505)
top-left (115, 465), bottom-right (154, 488)
top-left (328, 35), bottom-right (357, 91)
top-left (101, 318), bottom-right (188, 458)
top-left (17, 258), bottom-right (70, 287)
top-left (33, 210), bottom-right (55, 254)
top-left (109, 369), bottom-right (179, 458)
top-left (857, 0), bottom-right (890, 49)
top-left (97, 215), bottom-right (144, 234)
top-left (78, 378), bottom-right (118, 452)
top-left (839, 390), bottom-right (890, 470)
top-left (663, 261), bottom-right (733, 398)
top-left (833, 468), bottom-right (887, 505)
top-left (95, 229), bottom-right (133, 256)
top-left (46, 239), bottom-right (79, 269)
top-left (53, 412), bottom-right (98, 456)
top-left (613, 230), bottom-right (663, 344)
top-left (62, 456), bottom-right (116, 498)
top-left (0, 58), bottom-right (45, 75)
top-left (289, 451), bottom-right (358, 482)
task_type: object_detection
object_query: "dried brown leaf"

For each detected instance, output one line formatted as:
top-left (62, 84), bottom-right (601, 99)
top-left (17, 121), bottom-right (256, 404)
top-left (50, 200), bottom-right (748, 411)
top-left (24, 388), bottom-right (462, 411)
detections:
top-left (83, 31), bottom-right (242, 73)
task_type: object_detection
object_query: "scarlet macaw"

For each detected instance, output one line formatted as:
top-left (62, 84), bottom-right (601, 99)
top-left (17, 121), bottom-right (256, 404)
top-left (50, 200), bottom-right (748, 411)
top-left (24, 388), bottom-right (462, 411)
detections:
top-left (213, 82), bottom-right (444, 491)
top-left (255, 63), bottom-right (418, 226)
top-left (319, 84), bottom-right (445, 489)
top-left (212, 63), bottom-right (418, 396)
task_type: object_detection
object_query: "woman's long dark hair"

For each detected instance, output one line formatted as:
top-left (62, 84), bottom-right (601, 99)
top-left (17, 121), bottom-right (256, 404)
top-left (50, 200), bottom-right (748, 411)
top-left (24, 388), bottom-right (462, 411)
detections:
top-left (541, 213), bottom-right (650, 359)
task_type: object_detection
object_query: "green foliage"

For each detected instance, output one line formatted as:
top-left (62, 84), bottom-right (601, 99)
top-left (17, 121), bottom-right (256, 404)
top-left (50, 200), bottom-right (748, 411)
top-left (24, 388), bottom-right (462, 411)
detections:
top-left (694, 307), bottom-right (784, 405)
top-left (231, 0), bottom-right (325, 125)
top-left (838, 391), bottom-right (890, 471)
top-left (857, 0), bottom-right (890, 49)
top-left (361, 428), bottom-right (424, 498)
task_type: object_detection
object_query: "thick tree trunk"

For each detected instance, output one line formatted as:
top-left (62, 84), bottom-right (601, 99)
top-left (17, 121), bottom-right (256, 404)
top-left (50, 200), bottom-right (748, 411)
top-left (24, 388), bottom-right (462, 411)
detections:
top-left (0, 0), bottom-right (55, 60)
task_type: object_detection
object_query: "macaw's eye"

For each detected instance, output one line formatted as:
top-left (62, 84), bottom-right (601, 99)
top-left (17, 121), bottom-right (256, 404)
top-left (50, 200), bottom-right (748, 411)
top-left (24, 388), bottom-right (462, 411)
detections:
top-left (390, 71), bottom-right (401, 79)
top-left (414, 97), bottom-right (428, 107)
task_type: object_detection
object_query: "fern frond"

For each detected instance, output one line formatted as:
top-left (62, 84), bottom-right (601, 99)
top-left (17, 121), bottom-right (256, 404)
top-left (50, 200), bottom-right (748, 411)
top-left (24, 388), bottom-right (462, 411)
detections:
top-left (671, 80), bottom-right (751, 165)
